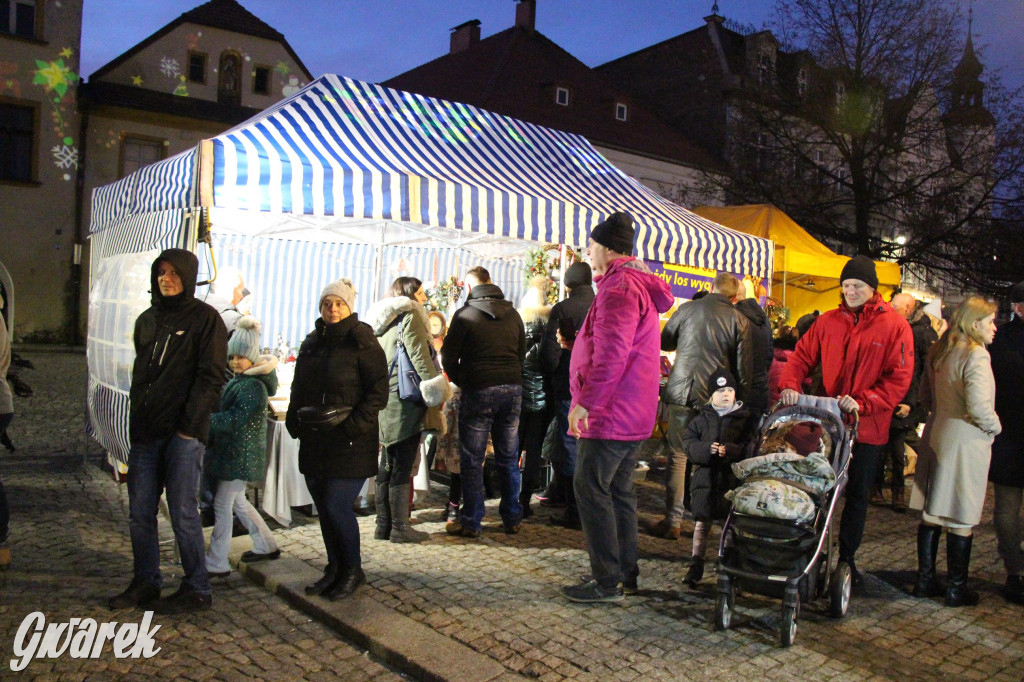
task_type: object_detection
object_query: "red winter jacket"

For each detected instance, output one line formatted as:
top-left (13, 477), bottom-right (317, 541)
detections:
top-left (779, 294), bottom-right (913, 445)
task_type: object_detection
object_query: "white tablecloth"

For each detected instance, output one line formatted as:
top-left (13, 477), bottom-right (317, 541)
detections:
top-left (263, 420), bottom-right (314, 526)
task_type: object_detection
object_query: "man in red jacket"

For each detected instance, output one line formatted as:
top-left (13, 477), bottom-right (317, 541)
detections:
top-left (780, 255), bottom-right (913, 587)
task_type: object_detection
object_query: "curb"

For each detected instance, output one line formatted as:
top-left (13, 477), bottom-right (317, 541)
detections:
top-left (229, 540), bottom-right (523, 682)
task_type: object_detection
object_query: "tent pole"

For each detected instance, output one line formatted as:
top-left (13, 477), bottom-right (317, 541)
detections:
top-left (371, 223), bottom-right (384, 305)
top-left (558, 243), bottom-right (568, 301)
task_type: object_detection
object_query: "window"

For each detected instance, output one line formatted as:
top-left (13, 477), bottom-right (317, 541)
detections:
top-left (555, 86), bottom-right (570, 107)
top-left (218, 51), bottom-right (242, 106)
top-left (0, 101), bottom-right (35, 182)
top-left (757, 48), bottom-right (773, 86)
top-left (252, 65), bottom-right (270, 95)
top-left (615, 103), bottom-right (628, 122)
top-left (120, 136), bottom-right (164, 178)
top-left (1, 0), bottom-right (37, 39)
top-left (796, 68), bottom-right (808, 97)
top-left (187, 52), bottom-right (207, 84)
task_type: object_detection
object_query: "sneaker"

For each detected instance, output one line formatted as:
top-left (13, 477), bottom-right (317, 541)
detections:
top-left (562, 579), bottom-right (624, 603)
top-left (649, 518), bottom-right (681, 540)
top-left (108, 578), bottom-right (161, 610)
top-left (579, 574), bottom-right (638, 595)
top-left (445, 520), bottom-right (481, 538)
top-left (241, 549), bottom-right (281, 563)
top-left (151, 584), bottom-right (212, 615)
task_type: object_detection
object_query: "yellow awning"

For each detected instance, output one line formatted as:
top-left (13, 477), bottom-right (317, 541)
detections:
top-left (693, 204), bottom-right (901, 322)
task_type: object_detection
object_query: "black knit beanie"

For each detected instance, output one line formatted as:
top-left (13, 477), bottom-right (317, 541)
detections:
top-left (563, 262), bottom-right (592, 288)
top-left (707, 367), bottom-right (737, 394)
top-left (591, 212), bottom-right (635, 255)
top-left (839, 255), bottom-right (878, 290)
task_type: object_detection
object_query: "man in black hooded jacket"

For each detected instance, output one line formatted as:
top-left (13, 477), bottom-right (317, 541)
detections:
top-left (441, 268), bottom-right (526, 537)
top-left (109, 249), bottom-right (227, 614)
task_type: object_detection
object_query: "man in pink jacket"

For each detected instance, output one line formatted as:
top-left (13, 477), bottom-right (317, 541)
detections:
top-left (561, 212), bottom-right (674, 603)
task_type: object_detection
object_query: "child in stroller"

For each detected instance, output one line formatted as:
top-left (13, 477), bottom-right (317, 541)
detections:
top-left (681, 369), bottom-right (757, 587)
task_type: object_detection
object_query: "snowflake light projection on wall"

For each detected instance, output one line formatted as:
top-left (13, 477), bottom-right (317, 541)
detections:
top-left (159, 57), bottom-right (180, 79)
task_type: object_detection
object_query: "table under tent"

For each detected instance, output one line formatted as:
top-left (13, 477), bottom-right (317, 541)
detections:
top-left (86, 74), bottom-right (774, 472)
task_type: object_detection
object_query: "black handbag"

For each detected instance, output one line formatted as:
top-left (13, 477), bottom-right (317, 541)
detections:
top-left (296, 404), bottom-right (353, 432)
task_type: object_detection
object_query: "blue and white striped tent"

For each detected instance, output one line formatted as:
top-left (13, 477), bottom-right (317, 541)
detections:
top-left (87, 74), bottom-right (773, 465)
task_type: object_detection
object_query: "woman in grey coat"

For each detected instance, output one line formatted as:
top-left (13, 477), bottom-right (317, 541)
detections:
top-left (366, 277), bottom-right (451, 543)
top-left (910, 296), bottom-right (1001, 607)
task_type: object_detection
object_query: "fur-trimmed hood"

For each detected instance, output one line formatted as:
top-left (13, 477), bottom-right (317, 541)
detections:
top-left (517, 305), bottom-right (550, 326)
top-left (365, 296), bottom-right (430, 337)
top-left (243, 353), bottom-right (279, 376)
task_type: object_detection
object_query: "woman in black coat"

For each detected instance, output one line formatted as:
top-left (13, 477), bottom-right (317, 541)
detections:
top-left (286, 279), bottom-right (388, 601)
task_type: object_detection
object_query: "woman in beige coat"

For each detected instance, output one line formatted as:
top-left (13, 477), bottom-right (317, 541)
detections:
top-left (910, 296), bottom-right (1000, 606)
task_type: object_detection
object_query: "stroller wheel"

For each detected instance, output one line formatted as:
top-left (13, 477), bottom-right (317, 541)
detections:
top-left (830, 561), bottom-right (852, 618)
top-left (713, 578), bottom-right (734, 631)
top-left (781, 599), bottom-right (798, 647)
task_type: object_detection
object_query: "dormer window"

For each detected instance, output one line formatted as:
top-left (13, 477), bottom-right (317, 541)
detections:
top-left (615, 103), bottom-right (628, 122)
top-left (555, 86), bottom-right (570, 107)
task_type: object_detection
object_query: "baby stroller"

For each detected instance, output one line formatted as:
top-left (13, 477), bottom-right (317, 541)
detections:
top-left (713, 395), bottom-right (856, 647)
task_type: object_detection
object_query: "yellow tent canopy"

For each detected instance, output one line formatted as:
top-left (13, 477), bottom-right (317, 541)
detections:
top-left (693, 204), bottom-right (901, 324)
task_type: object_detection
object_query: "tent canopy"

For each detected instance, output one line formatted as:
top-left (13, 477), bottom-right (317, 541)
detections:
top-left (694, 204), bottom-right (900, 322)
top-left (93, 75), bottom-right (773, 276)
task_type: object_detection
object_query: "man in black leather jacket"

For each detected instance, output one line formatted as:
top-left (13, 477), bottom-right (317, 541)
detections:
top-left (652, 273), bottom-right (752, 539)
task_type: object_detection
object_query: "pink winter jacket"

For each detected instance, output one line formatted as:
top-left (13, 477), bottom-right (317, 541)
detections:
top-left (569, 257), bottom-right (674, 441)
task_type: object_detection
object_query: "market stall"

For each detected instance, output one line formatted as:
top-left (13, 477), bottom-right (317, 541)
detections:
top-left (694, 204), bottom-right (900, 323)
top-left (86, 75), bottom-right (774, 471)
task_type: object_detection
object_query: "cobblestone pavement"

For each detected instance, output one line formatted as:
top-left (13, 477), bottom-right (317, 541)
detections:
top-left (3, 351), bottom-right (1023, 680)
top-left (0, 352), bottom-right (406, 680)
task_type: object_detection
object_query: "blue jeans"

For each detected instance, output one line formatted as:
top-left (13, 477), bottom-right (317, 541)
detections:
top-left (556, 400), bottom-right (579, 476)
top-left (127, 434), bottom-right (210, 594)
top-left (459, 384), bottom-right (523, 531)
top-left (305, 475), bottom-right (364, 570)
top-left (574, 438), bottom-right (642, 589)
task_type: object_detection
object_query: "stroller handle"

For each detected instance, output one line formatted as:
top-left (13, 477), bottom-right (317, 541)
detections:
top-left (770, 395), bottom-right (860, 434)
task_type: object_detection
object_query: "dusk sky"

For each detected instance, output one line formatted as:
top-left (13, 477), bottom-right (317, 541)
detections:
top-left (80, 0), bottom-right (1024, 94)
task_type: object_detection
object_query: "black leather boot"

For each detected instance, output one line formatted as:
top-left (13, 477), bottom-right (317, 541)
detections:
top-left (390, 483), bottom-right (428, 543)
top-left (324, 566), bottom-right (365, 601)
top-left (912, 524), bottom-right (943, 598)
top-left (684, 558), bottom-right (705, 588)
top-left (945, 533), bottom-right (979, 607)
top-left (374, 480), bottom-right (391, 540)
top-left (550, 474), bottom-right (582, 529)
top-left (305, 563), bottom-right (338, 596)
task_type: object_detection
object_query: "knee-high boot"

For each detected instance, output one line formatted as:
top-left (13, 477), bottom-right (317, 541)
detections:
top-left (912, 524), bottom-right (942, 597)
top-left (550, 472), bottom-right (581, 529)
top-left (390, 483), bottom-right (428, 543)
top-left (374, 480), bottom-right (391, 540)
top-left (945, 533), bottom-right (979, 607)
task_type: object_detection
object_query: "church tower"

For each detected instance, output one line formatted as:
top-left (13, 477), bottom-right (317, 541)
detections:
top-left (944, 7), bottom-right (995, 173)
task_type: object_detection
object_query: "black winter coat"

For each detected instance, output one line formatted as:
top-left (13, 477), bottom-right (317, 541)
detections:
top-left (130, 249), bottom-right (227, 445)
top-left (539, 285), bottom-right (595, 400)
top-left (441, 284), bottom-right (525, 390)
top-left (661, 293), bottom-right (753, 408)
top-left (734, 298), bottom-right (773, 414)
top-left (891, 308), bottom-right (939, 431)
top-left (682, 404), bottom-right (756, 520)
top-left (286, 314), bottom-right (389, 479)
top-left (989, 317), bottom-right (1024, 487)
top-left (520, 307), bottom-right (549, 413)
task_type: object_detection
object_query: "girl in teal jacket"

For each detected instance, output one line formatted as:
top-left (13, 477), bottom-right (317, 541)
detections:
top-left (205, 316), bottom-right (281, 576)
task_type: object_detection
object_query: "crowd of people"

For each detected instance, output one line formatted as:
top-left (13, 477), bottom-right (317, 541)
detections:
top-left (94, 216), bottom-right (1024, 614)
